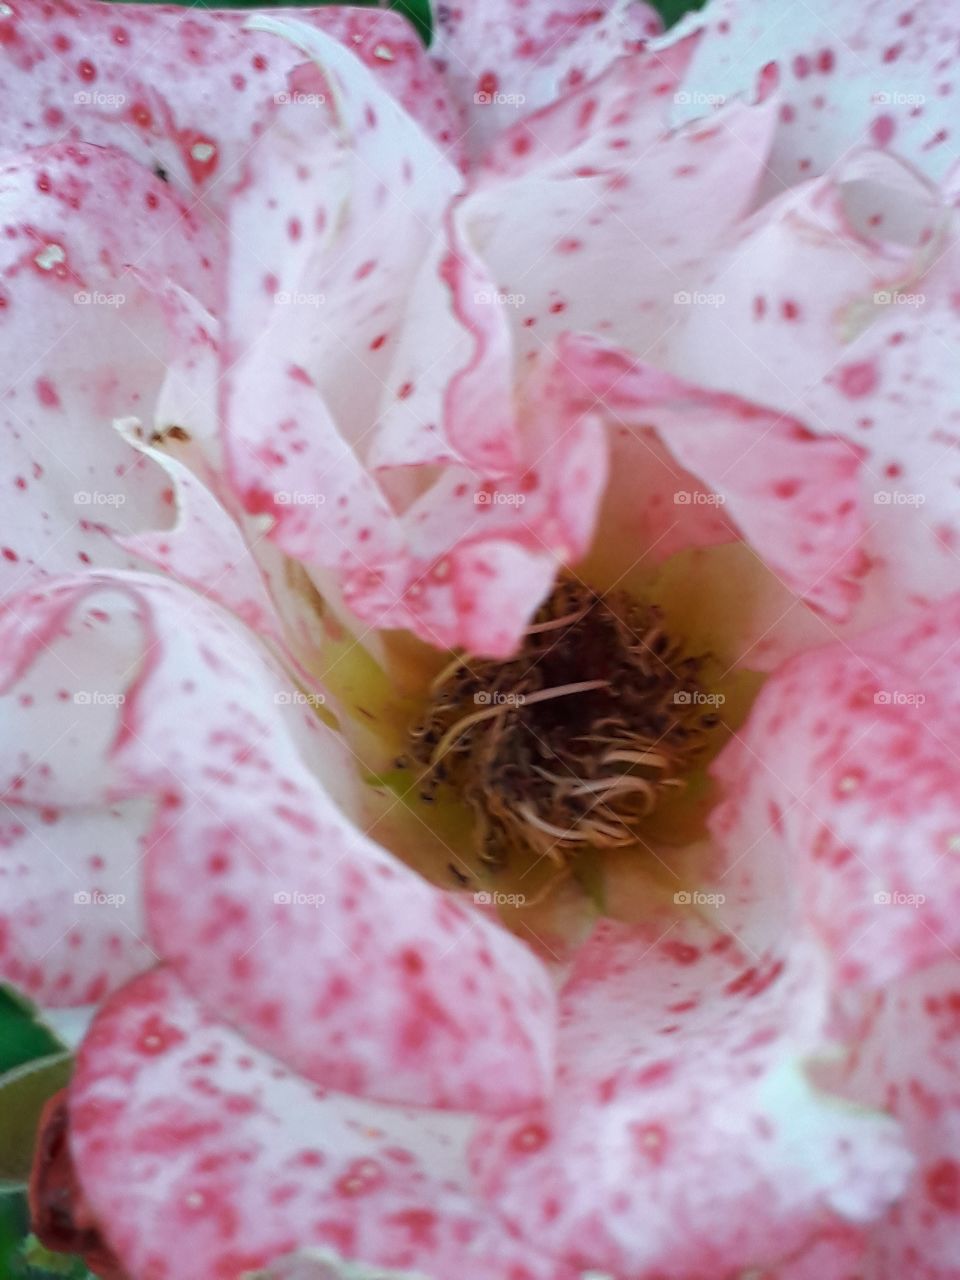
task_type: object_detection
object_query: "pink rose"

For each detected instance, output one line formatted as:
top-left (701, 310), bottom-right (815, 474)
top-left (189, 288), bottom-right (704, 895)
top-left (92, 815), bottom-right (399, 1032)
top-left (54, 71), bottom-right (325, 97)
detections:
top-left (1, 2), bottom-right (959, 1278)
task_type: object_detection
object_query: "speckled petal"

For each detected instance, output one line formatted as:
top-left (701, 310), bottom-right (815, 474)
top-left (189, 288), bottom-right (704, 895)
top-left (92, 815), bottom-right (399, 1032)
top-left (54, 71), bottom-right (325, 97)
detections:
top-left (471, 917), bottom-right (910, 1277)
top-left (69, 967), bottom-right (573, 1280)
top-left (433, 0), bottom-right (662, 159)
top-left (561, 335), bottom-right (869, 620)
top-left (1, 573), bottom-right (556, 1112)
top-left (675, 0), bottom-right (960, 192)
top-left (839, 961), bottom-right (960, 1280)
top-left (0, 0), bottom-right (462, 198)
top-left (0, 142), bottom-right (219, 592)
top-left (454, 48), bottom-right (777, 366)
top-left (659, 149), bottom-right (960, 616)
top-left (711, 593), bottom-right (960, 988)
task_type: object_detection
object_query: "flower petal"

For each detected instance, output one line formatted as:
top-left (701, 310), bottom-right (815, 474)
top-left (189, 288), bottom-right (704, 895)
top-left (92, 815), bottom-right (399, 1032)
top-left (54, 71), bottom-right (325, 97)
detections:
top-left (676, 0), bottom-right (960, 189)
top-left (472, 917), bottom-right (910, 1277)
top-left (460, 58), bottom-right (777, 363)
top-left (0, 0), bottom-right (461, 195)
top-left (1, 573), bottom-right (557, 1112)
top-left (658, 150), bottom-right (960, 614)
top-left (839, 960), bottom-right (960, 1279)
top-left (711, 593), bottom-right (960, 987)
top-left (433, 0), bottom-right (662, 159)
top-left (0, 142), bottom-right (220, 591)
top-left (560, 335), bottom-right (869, 619)
top-left (69, 966), bottom-right (571, 1280)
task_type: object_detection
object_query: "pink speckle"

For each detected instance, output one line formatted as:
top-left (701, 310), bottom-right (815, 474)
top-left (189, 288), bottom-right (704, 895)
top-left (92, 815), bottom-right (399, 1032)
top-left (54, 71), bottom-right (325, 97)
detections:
top-left (35, 377), bottom-right (60, 408)
top-left (871, 114), bottom-right (896, 147)
top-left (838, 361), bottom-right (879, 398)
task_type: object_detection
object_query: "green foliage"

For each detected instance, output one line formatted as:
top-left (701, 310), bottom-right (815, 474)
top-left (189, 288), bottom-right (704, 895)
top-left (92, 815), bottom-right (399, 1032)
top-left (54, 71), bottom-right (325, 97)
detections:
top-left (0, 990), bottom-right (62, 1075)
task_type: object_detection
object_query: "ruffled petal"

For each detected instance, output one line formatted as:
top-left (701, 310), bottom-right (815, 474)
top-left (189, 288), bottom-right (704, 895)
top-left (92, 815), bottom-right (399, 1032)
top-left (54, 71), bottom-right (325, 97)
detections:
top-left (1, 573), bottom-right (556, 1112)
top-left (0, 142), bottom-right (219, 591)
top-left (471, 916), bottom-right (910, 1277)
top-left (222, 21), bottom-right (609, 657)
top-left (560, 335), bottom-right (869, 619)
top-left (433, 0), bottom-right (662, 159)
top-left (69, 967), bottom-right (572, 1280)
top-left (0, 0), bottom-right (461, 195)
top-left (839, 961), bottom-right (960, 1280)
top-left (459, 49), bottom-right (777, 363)
top-left (711, 593), bottom-right (960, 988)
top-left (658, 150), bottom-right (960, 614)
top-left (676, 0), bottom-right (960, 190)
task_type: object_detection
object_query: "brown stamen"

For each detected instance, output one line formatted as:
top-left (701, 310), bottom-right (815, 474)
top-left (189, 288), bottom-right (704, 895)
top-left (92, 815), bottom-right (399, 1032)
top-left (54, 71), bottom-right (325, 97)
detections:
top-left (405, 582), bottom-right (723, 873)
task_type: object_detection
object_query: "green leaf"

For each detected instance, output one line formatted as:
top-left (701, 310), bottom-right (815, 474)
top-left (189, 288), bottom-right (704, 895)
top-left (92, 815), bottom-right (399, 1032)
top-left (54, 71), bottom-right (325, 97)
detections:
top-left (0, 989), bottom-right (64, 1075)
top-left (18, 1235), bottom-right (97, 1278)
top-left (651, 0), bottom-right (708, 28)
top-left (0, 1053), bottom-right (73, 1188)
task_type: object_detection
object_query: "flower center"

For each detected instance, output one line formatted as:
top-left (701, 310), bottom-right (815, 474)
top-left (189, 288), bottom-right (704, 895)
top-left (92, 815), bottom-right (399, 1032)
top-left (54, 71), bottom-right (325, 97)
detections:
top-left (403, 582), bottom-right (723, 875)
